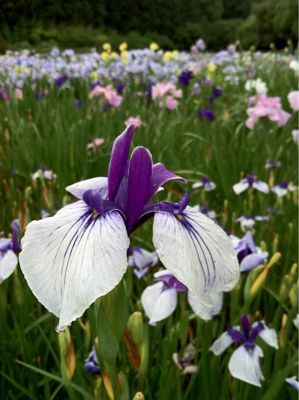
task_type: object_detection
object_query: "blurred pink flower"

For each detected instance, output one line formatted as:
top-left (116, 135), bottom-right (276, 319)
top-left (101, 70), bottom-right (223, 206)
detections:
top-left (246, 94), bottom-right (291, 129)
top-left (14, 88), bottom-right (23, 100)
top-left (87, 138), bottom-right (105, 151)
top-left (124, 116), bottom-right (143, 128)
top-left (151, 82), bottom-right (181, 110)
top-left (89, 85), bottom-right (122, 108)
top-left (287, 91), bottom-right (299, 111)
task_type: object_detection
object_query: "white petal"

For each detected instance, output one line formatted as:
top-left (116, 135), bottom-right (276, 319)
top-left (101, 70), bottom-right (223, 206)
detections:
top-left (252, 181), bottom-right (269, 194)
top-left (192, 181), bottom-right (203, 189)
top-left (233, 180), bottom-right (249, 195)
top-left (209, 331), bottom-right (233, 355)
top-left (293, 314), bottom-right (299, 329)
top-left (19, 201), bottom-right (129, 331)
top-left (271, 186), bottom-right (287, 197)
top-left (228, 345), bottom-right (264, 387)
top-left (188, 291), bottom-right (223, 320)
top-left (141, 282), bottom-right (177, 325)
top-left (66, 177), bottom-right (108, 200)
top-left (153, 207), bottom-right (240, 303)
top-left (253, 322), bottom-right (278, 349)
top-left (286, 376), bottom-right (299, 391)
top-left (0, 250), bottom-right (18, 283)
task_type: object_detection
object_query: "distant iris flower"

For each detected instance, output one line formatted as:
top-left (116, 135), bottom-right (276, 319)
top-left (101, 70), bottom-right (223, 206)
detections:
top-left (233, 174), bottom-right (269, 195)
top-left (173, 344), bottom-right (198, 374)
top-left (19, 126), bottom-right (239, 332)
top-left (128, 247), bottom-right (158, 279)
top-left (198, 108), bottom-right (215, 121)
top-left (141, 270), bottom-right (223, 325)
top-left (210, 315), bottom-right (278, 387)
top-left (231, 231), bottom-right (268, 272)
top-left (84, 347), bottom-right (100, 374)
top-left (0, 220), bottom-right (20, 283)
top-left (271, 181), bottom-right (296, 197)
top-left (32, 165), bottom-right (57, 181)
top-left (192, 204), bottom-right (216, 220)
top-left (178, 71), bottom-right (193, 87)
top-left (265, 160), bottom-right (281, 170)
top-left (236, 215), bottom-right (269, 232)
top-left (54, 74), bottom-right (68, 88)
top-left (192, 176), bottom-right (216, 192)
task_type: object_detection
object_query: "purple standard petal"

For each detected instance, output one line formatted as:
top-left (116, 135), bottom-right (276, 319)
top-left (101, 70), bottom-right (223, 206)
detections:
top-left (151, 163), bottom-right (186, 195)
top-left (227, 327), bottom-right (246, 344)
top-left (240, 315), bottom-right (251, 336)
top-left (249, 321), bottom-right (265, 342)
top-left (108, 125), bottom-right (135, 201)
top-left (240, 253), bottom-right (267, 272)
top-left (126, 146), bottom-right (153, 231)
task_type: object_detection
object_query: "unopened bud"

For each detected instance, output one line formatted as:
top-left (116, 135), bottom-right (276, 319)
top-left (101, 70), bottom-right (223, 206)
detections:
top-left (58, 328), bottom-right (76, 380)
top-left (133, 392), bottom-right (145, 400)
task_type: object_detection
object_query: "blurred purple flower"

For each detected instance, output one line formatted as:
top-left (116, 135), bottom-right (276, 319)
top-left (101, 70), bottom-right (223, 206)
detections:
top-left (233, 174), bottom-right (269, 195)
top-left (179, 70), bottom-right (193, 87)
top-left (192, 176), bottom-right (216, 192)
top-left (128, 246), bottom-right (158, 279)
top-left (198, 108), bottom-right (215, 121)
top-left (84, 347), bottom-right (100, 374)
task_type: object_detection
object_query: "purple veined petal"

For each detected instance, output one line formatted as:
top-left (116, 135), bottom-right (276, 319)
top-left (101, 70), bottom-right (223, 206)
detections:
top-left (228, 345), bottom-right (264, 387)
top-left (252, 321), bottom-right (278, 349)
top-left (252, 180), bottom-right (269, 194)
top-left (154, 269), bottom-right (188, 292)
top-left (233, 180), bottom-right (249, 195)
top-left (240, 252), bottom-right (268, 272)
top-left (286, 377), bottom-right (299, 391)
top-left (19, 201), bottom-right (130, 332)
top-left (151, 163), bottom-right (185, 196)
top-left (209, 331), bottom-right (234, 355)
top-left (141, 282), bottom-right (178, 325)
top-left (66, 177), bottom-right (108, 200)
top-left (0, 249), bottom-right (18, 283)
top-left (108, 125), bottom-right (135, 201)
top-left (188, 291), bottom-right (223, 321)
top-left (126, 146), bottom-right (153, 231)
top-left (152, 206), bottom-right (240, 304)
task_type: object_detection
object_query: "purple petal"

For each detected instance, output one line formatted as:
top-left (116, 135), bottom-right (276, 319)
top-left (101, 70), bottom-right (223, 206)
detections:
top-left (227, 327), bottom-right (246, 344)
top-left (249, 321), bottom-right (265, 341)
top-left (151, 163), bottom-right (185, 195)
top-left (240, 253), bottom-right (267, 272)
top-left (126, 146), bottom-right (153, 231)
top-left (243, 232), bottom-right (257, 253)
top-left (240, 315), bottom-right (251, 335)
top-left (108, 125), bottom-right (135, 201)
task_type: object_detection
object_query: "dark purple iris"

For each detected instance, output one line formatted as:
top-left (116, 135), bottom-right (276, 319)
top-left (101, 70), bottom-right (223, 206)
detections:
top-left (227, 315), bottom-right (265, 350)
top-left (91, 80), bottom-right (101, 90)
top-left (55, 74), bottom-right (68, 88)
top-left (81, 125), bottom-right (186, 234)
top-left (74, 99), bottom-right (83, 108)
top-left (155, 273), bottom-right (188, 292)
top-left (0, 220), bottom-right (21, 254)
top-left (213, 86), bottom-right (223, 97)
top-left (147, 83), bottom-right (153, 99)
top-left (179, 70), bottom-right (193, 87)
top-left (277, 181), bottom-right (288, 189)
top-left (115, 82), bottom-right (125, 95)
top-left (198, 108), bottom-right (215, 121)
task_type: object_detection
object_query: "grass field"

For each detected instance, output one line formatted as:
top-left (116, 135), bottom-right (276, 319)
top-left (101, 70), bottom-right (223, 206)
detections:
top-left (0, 45), bottom-right (298, 399)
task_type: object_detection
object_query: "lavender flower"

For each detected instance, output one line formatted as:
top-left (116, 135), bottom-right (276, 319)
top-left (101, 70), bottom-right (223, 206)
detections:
top-left (236, 215), bottom-right (269, 232)
top-left (19, 126), bottom-right (239, 332)
top-left (192, 176), bottom-right (216, 192)
top-left (231, 231), bottom-right (268, 272)
top-left (210, 315), bottom-right (278, 387)
top-left (128, 247), bottom-right (159, 279)
top-left (172, 344), bottom-right (198, 374)
top-left (233, 174), bottom-right (269, 195)
top-left (84, 347), bottom-right (100, 374)
top-left (0, 220), bottom-right (21, 283)
top-left (265, 160), bottom-right (281, 170)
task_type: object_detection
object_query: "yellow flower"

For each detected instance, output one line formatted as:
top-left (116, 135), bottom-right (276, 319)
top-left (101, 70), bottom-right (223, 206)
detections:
top-left (101, 52), bottom-right (110, 62)
top-left (207, 63), bottom-right (216, 73)
top-left (102, 43), bottom-right (111, 53)
top-left (121, 51), bottom-right (128, 64)
top-left (90, 71), bottom-right (99, 80)
top-left (110, 52), bottom-right (117, 60)
top-left (163, 51), bottom-right (172, 62)
top-left (119, 42), bottom-right (128, 52)
top-left (150, 42), bottom-right (159, 51)
top-left (171, 50), bottom-right (179, 58)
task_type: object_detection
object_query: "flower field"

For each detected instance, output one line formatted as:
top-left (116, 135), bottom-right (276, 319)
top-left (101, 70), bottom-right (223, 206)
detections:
top-left (0, 43), bottom-right (298, 399)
